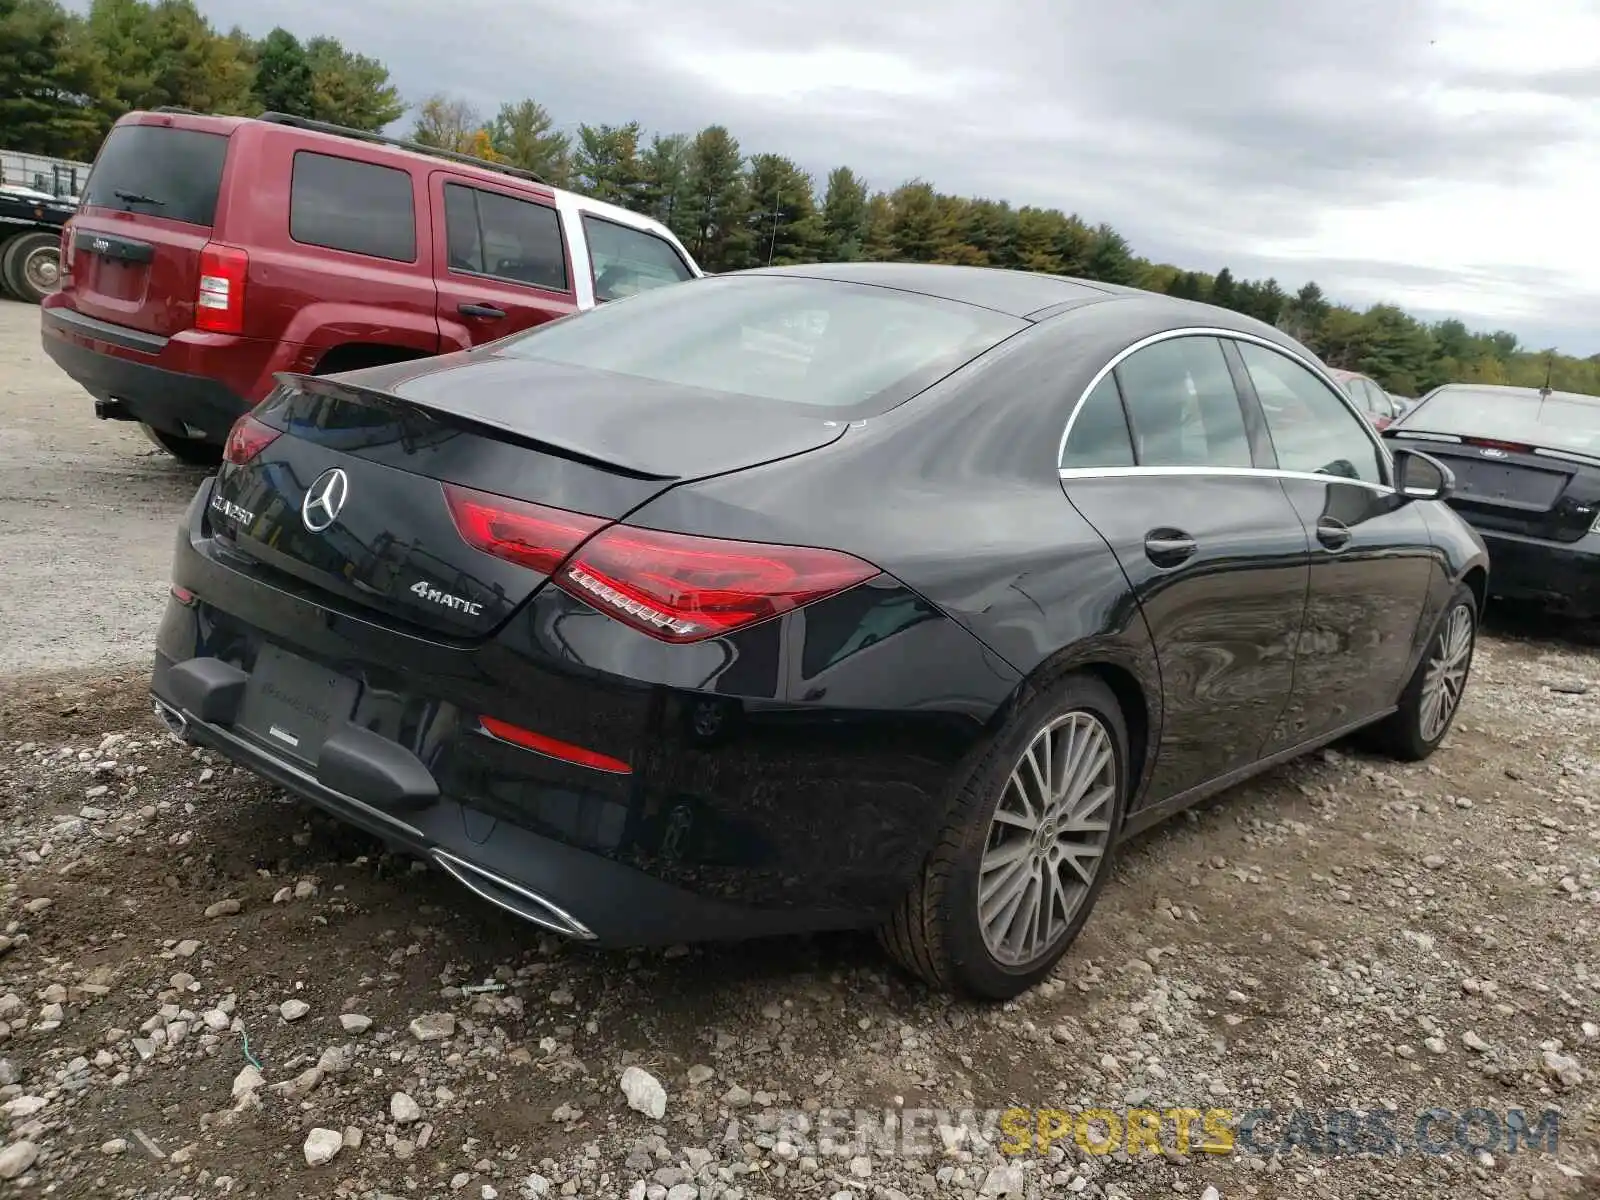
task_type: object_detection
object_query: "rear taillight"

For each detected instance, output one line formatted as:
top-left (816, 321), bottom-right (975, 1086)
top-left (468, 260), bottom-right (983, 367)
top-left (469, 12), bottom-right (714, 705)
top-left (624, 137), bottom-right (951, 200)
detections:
top-left (444, 484), bottom-right (880, 642)
top-left (222, 414), bottom-right (279, 464)
top-left (195, 243), bottom-right (248, 334)
top-left (58, 221), bottom-right (72, 285)
top-left (554, 525), bottom-right (880, 643)
top-left (443, 484), bottom-right (608, 575)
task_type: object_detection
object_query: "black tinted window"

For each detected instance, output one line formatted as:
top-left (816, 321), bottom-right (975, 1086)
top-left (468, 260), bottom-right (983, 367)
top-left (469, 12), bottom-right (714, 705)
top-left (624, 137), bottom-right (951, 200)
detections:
top-left (499, 274), bottom-right (1025, 414)
top-left (290, 152), bottom-right (416, 262)
top-left (82, 125), bottom-right (228, 226)
top-left (448, 186), bottom-right (567, 291)
top-left (1114, 337), bottom-right (1251, 468)
top-left (584, 215), bottom-right (692, 301)
top-left (1061, 375), bottom-right (1135, 469)
top-left (1237, 342), bottom-right (1384, 484)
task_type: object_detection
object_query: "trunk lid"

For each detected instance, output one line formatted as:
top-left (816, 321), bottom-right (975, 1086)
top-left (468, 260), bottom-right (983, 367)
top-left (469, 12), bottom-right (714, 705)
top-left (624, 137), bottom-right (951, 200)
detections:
top-left (1393, 434), bottom-right (1600, 542)
top-left (66, 122), bottom-right (231, 336)
top-left (207, 363), bottom-right (849, 637)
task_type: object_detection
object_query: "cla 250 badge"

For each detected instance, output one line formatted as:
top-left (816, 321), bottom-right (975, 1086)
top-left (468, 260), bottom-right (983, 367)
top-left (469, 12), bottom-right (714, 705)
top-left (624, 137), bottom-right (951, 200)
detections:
top-left (409, 581), bottom-right (483, 616)
top-left (210, 493), bottom-right (254, 525)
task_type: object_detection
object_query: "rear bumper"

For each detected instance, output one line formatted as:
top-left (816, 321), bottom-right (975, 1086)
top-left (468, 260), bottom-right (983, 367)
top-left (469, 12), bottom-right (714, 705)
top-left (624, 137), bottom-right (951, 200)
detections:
top-left (40, 303), bottom-right (276, 441)
top-left (1479, 528), bottom-right (1600, 617)
top-left (151, 478), bottom-right (1018, 946)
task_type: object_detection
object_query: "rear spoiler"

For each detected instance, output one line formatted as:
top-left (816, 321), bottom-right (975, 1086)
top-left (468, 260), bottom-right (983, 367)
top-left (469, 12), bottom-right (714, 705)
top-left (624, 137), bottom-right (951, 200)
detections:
top-left (1386, 427), bottom-right (1600, 470)
top-left (268, 372), bottom-right (675, 481)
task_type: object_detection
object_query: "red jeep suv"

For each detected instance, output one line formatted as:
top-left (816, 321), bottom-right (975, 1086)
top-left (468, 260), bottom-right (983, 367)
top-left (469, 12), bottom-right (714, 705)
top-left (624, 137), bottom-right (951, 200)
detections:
top-left (41, 109), bottom-right (702, 463)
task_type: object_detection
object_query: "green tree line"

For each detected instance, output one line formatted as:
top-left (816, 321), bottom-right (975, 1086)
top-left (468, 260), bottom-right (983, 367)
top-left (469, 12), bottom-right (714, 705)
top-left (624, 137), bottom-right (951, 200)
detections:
top-left (4, 0), bottom-right (1595, 397)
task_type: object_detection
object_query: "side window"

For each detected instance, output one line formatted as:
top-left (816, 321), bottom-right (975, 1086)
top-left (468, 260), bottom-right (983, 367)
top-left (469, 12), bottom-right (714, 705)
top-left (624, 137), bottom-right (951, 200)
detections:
top-left (1236, 342), bottom-right (1385, 484)
top-left (442, 184), bottom-right (484, 274)
top-left (1113, 336), bottom-right (1252, 468)
top-left (290, 152), bottom-right (416, 262)
top-left (583, 215), bottom-right (693, 302)
top-left (446, 185), bottom-right (568, 291)
top-left (1060, 375), bottom-right (1135, 469)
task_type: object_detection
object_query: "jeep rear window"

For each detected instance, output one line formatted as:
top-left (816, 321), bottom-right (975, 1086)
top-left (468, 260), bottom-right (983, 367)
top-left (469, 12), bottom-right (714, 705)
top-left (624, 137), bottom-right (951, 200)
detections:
top-left (82, 125), bottom-right (228, 226)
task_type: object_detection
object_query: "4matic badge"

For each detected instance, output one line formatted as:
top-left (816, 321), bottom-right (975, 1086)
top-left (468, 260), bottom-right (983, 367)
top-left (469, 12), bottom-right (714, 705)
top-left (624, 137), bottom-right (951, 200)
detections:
top-left (409, 581), bottom-right (483, 616)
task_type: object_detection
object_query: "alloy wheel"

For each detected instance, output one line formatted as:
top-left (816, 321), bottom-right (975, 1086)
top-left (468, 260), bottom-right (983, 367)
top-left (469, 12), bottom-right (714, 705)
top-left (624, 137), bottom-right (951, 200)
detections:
top-left (1419, 603), bottom-right (1473, 743)
top-left (978, 711), bottom-right (1116, 967)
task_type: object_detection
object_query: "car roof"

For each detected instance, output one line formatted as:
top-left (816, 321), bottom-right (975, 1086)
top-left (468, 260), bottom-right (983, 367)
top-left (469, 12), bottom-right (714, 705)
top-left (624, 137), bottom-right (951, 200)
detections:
top-left (744, 262), bottom-right (1145, 319)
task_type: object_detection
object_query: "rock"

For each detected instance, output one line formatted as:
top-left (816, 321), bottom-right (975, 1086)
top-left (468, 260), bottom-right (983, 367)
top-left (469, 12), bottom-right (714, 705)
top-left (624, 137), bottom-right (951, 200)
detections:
top-left (665, 1186), bottom-right (697, 1200)
top-left (0, 1141), bottom-right (39, 1181)
top-left (101, 1139), bottom-right (127, 1156)
top-left (391, 1091), bottom-right (422, 1124)
top-left (409, 1012), bottom-right (455, 1041)
top-left (849, 1156), bottom-right (872, 1178)
top-left (687, 1063), bottom-right (715, 1086)
top-left (174, 939), bottom-right (201, 957)
top-left (340, 1013), bottom-right (372, 1033)
top-left (203, 1008), bottom-right (231, 1031)
top-left (3, 1095), bottom-right (48, 1119)
top-left (303, 1127), bottom-right (343, 1167)
top-left (722, 1084), bottom-right (753, 1108)
top-left (232, 1064), bottom-right (264, 1101)
top-left (1541, 1049), bottom-right (1585, 1089)
top-left (1200, 1189), bottom-right (1221, 1200)
top-left (280, 998), bottom-right (310, 1021)
top-left (204, 898), bottom-right (242, 918)
top-left (521, 1173), bottom-right (552, 1197)
top-left (621, 1065), bottom-right (667, 1118)
top-left (0, 1060), bottom-right (16, 1087)
top-left (1421, 855), bottom-right (1447, 870)
top-left (1462, 1031), bottom-right (1490, 1053)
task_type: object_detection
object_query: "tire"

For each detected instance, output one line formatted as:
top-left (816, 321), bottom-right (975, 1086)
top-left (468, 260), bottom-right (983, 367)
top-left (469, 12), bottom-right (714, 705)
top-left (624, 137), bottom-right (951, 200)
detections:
top-left (1368, 582), bottom-right (1477, 761)
top-left (140, 422), bottom-right (224, 467)
top-left (0, 231), bottom-right (62, 304)
top-left (879, 672), bottom-right (1129, 999)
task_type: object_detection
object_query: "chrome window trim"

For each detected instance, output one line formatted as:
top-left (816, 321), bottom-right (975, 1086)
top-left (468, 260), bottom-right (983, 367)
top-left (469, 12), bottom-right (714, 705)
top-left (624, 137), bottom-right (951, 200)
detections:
top-left (1056, 326), bottom-right (1394, 486)
top-left (1057, 464), bottom-right (1395, 495)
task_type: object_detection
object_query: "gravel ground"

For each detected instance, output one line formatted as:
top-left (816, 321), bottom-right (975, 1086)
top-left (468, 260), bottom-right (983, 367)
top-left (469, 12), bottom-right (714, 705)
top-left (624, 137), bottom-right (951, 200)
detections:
top-left (2, 293), bottom-right (1599, 1199)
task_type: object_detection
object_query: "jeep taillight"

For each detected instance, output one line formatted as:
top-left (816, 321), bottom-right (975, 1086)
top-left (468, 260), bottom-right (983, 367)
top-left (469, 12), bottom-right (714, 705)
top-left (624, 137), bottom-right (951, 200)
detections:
top-left (195, 243), bottom-right (248, 334)
top-left (58, 220), bottom-right (73, 286)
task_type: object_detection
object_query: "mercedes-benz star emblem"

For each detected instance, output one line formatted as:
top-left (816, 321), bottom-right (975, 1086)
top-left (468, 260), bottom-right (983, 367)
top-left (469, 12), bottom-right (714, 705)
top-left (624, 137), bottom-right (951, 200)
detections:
top-left (301, 467), bottom-right (349, 532)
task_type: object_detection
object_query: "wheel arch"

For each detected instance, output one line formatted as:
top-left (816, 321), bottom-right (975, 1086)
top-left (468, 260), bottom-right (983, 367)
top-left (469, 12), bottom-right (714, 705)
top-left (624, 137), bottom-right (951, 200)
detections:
top-left (312, 341), bottom-right (433, 377)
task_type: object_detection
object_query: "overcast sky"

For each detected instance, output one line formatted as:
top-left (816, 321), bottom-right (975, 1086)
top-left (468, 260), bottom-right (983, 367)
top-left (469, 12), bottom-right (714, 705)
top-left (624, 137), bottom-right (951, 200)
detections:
top-left (176, 1), bottom-right (1600, 354)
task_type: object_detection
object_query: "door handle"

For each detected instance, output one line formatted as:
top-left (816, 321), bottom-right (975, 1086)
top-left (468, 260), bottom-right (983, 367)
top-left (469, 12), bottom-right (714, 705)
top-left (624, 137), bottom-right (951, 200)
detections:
top-left (1315, 518), bottom-right (1352, 550)
top-left (1144, 529), bottom-right (1197, 567)
top-left (458, 302), bottom-right (506, 319)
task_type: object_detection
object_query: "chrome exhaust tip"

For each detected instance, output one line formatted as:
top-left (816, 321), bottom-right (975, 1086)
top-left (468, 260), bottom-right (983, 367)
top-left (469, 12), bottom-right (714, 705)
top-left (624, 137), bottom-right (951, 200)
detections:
top-left (152, 698), bottom-right (189, 738)
top-left (430, 849), bottom-right (596, 941)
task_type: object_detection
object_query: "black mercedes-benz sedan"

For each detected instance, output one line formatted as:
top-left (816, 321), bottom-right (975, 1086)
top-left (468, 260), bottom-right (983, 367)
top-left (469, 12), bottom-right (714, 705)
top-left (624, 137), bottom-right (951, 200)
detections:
top-left (1384, 382), bottom-right (1600, 620)
top-left (151, 263), bottom-right (1488, 999)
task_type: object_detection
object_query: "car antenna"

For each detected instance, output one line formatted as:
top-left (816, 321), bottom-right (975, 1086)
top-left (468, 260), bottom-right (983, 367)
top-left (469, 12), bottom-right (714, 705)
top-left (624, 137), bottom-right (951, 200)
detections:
top-left (1538, 353), bottom-right (1554, 417)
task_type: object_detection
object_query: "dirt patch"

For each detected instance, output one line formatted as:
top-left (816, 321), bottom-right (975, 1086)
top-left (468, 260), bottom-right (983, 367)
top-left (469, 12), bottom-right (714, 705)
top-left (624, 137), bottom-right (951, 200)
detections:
top-left (1, 624), bottom-right (1598, 1200)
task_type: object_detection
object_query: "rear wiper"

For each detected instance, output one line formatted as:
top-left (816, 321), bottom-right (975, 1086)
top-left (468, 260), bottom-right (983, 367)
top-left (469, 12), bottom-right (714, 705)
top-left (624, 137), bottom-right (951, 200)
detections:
top-left (113, 190), bottom-right (164, 208)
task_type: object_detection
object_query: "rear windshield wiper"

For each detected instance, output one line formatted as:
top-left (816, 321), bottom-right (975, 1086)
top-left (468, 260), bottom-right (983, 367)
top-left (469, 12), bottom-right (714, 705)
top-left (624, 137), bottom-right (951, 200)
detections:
top-left (113, 190), bottom-right (164, 208)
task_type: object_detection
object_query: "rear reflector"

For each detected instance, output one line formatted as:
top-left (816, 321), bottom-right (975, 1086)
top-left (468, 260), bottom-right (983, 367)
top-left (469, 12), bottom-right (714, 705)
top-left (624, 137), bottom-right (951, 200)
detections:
top-left (222, 414), bottom-right (280, 464)
top-left (170, 585), bottom-right (196, 606)
top-left (478, 715), bottom-right (631, 774)
top-left (554, 525), bottom-right (880, 643)
top-left (195, 243), bottom-right (248, 334)
top-left (443, 484), bottom-right (608, 576)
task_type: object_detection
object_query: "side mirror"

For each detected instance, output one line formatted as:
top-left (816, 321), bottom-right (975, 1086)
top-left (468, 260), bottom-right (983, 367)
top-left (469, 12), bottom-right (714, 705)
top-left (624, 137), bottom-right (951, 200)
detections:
top-left (1392, 447), bottom-right (1454, 502)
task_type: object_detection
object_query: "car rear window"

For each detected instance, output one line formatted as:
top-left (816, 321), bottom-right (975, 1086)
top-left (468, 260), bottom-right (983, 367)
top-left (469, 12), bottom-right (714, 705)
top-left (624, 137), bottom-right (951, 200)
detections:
top-left (82, 125), bottom-right (229, 227)
top-left (495, 274), bottom-right (1026, 413)
top-left (1398, 387), bottom-right (1600, 456)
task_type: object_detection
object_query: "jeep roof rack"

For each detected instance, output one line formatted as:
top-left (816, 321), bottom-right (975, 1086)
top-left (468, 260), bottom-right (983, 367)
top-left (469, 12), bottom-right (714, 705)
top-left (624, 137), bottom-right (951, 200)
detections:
top-left (257, 111), bottom-right (547, 186)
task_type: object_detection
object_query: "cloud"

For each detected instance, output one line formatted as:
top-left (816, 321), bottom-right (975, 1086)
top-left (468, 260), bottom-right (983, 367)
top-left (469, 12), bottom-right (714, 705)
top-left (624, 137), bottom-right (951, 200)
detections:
top-left (110, 0), bottom-right (1600, 353)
